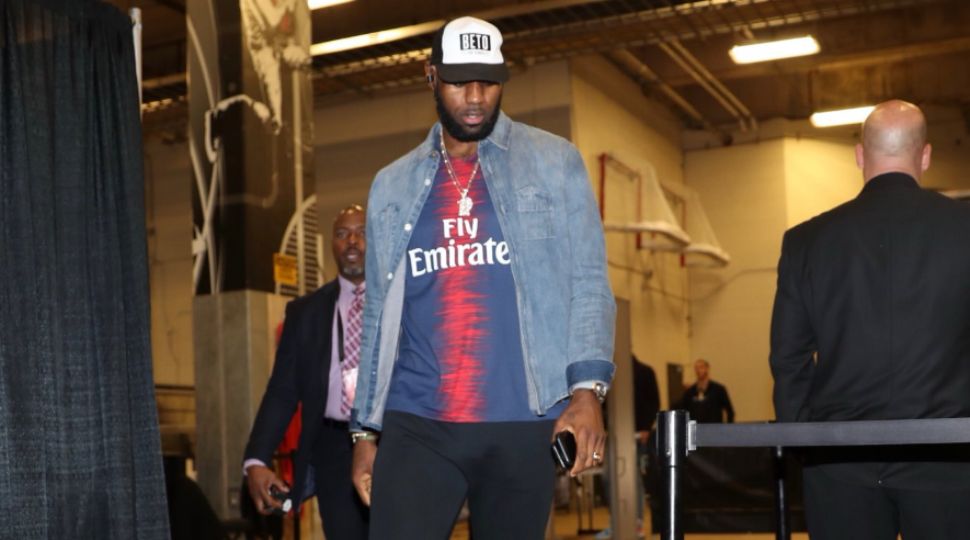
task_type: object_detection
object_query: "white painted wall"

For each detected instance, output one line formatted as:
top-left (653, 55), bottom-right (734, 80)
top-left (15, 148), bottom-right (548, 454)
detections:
top-left (569, 55), bottom-right (690, 408)
top-left (686, 140), bottom-right (787, 421)
top-left (783, 137), bottom-right (862, 228)
top-left (922, 107), bottom-right (970, 191)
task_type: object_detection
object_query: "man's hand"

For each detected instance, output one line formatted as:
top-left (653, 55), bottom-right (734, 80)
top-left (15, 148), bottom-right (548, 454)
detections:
top-left (553, 389), bottom-right (607, 477)
top-left (352, 439), bottom-right (378, 506)
top-left (245, 464), bottom-right (289, 515)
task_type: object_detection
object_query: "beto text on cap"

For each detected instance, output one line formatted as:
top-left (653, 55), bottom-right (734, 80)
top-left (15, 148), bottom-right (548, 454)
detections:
top-left (431, 16), bottom-right (509, 83)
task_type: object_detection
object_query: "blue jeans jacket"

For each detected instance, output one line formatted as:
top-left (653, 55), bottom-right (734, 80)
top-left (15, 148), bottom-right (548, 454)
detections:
top-left (351, 112), bottom-right (615, 431)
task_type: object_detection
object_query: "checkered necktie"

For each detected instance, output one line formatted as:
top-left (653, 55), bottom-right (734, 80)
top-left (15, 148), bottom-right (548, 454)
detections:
top-left (340, 286), bottom-right (364, 417)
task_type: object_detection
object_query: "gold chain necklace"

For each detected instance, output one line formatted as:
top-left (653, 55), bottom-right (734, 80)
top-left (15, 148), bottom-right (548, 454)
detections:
top-left (439, 129), bottom-right (479, 217)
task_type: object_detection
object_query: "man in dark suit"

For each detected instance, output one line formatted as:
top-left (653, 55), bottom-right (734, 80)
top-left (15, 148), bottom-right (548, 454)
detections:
top-left (632, 355), bottom-right (660, 438)
top-left (770, 100), bottom-right (970, 539)
top-left (243, 204), bottom-right (368, 539)
top-left (673, 359), bottom-right (734, 423)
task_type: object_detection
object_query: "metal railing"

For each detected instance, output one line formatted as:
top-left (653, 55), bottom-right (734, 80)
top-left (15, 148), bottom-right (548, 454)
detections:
top-left (656, 411), bottom-right (970, 540)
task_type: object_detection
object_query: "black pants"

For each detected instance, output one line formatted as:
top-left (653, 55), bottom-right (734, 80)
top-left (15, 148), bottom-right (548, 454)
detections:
top-left (803, 465), bottom-right (970, 540)
top-left (369, 411), bottom-right (557, 540)
top-left (312, 421), bottom-right (369, 540)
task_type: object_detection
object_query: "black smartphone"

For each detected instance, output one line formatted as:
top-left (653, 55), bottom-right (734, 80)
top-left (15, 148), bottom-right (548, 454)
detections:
top-left (551, 431), bottom-right (577, 470)
top-left (269, 485), bottom-right (293, 515)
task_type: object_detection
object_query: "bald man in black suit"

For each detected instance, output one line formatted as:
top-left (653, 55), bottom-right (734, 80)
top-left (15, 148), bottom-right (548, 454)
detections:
top-left (770, 100), bottom-right (970, 539)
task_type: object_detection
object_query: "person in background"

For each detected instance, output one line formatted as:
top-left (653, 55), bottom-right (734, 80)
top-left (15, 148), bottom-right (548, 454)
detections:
top-left (632, 355), bottom-right (661, 441)
top-left (242, 205), bottom-right (369, 539)
top-left (674, 358), bottom-right (734, 423)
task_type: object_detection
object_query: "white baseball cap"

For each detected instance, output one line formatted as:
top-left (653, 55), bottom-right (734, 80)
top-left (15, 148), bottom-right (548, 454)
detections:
top-left (430, 17), bottom-right (509, 83)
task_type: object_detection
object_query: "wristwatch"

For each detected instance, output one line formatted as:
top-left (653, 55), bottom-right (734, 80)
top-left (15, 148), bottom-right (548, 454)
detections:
top-left (350, 431), bottom-right (379, 445)
top-left (571, 381), bottom-right (608, 403)
top-left (591, 382), bottom-right (608, 403)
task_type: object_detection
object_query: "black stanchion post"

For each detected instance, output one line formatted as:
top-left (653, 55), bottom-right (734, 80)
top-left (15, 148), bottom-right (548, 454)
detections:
top-left (657, 410), bottom-right (689, 540)
top-left (773, 445), bottom-right (790, 540)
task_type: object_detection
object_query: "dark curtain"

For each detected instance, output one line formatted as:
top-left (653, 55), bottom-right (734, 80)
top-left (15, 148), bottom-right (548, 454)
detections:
top-left (0, 0), bottom-right (169, 537)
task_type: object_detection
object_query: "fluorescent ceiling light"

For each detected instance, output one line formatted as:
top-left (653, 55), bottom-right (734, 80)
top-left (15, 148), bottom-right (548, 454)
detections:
top-left (809, 106), bottom-right (875, 128)
top-left (308, 0), bottom-right (354, 9)
top-left (310, 31), bottom-right (402, 56)
top-left (729, 36), bottom-right (820, 64)
top-left (310, 20), bottom-right (442, 56)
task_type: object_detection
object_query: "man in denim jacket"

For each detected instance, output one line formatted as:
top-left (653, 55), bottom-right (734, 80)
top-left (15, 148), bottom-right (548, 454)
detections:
top-left (349, 17), bottom-right (615, 538)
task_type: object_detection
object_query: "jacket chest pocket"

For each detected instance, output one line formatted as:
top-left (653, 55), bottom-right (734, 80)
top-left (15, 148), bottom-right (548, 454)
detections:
top-left (376, 203), bottom-right (401, 263)
top-left (515, 186), bottom-right (555, 240)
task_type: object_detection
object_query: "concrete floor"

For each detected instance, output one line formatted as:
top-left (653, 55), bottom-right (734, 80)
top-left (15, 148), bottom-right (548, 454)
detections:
top-left (452, 505), bottom-right (811, 540)
top-left (288, 498), bottom-right (811, 539)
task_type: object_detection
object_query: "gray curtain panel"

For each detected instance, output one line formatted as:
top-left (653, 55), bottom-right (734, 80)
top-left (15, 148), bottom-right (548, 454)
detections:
top-left (0, 0), bottom-right (170, 537)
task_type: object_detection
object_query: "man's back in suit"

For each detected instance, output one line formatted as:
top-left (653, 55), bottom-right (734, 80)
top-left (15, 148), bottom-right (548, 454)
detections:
top-left (770, 100), bottom-right (970, 539)
top-left (772, 173), bottom-right (970, 424)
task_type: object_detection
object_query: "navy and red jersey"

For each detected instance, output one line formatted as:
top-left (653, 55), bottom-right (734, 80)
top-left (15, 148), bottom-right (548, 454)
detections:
top-left (385, 152), bottom-right (563, 422)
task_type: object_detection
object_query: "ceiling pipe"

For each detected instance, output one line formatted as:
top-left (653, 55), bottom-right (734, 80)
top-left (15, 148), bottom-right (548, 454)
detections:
top-left (609, 50), bottom-right (704, 125)
top-left (658, 39), bottom-right (756, 132)
top-left (668, 39), bottom-right (757, 130)
top-left (608, 49), bottom-right (731, 143)
top-left (657, 41), bottom-right (746, 131)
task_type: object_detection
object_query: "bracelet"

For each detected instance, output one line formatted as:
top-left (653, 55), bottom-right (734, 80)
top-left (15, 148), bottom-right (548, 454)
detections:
top-left (350, 431), bottom-right (379, 445)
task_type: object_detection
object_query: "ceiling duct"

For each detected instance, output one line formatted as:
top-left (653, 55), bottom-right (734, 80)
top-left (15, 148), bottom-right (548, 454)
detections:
top-left (662, 182), bottom-right (730, 268)
top-left (598, 153), bottom-right (729, 267)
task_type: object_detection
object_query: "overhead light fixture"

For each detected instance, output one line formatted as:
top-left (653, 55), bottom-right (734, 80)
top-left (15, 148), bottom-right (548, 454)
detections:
top-left (308, 0), bottom-right (354, 10)
top-left (729, 35), bottom-right (820, 64)
top-left (809, 105), bottom-right (875, 128)
top-left (310, 20), bottom-right (442, 56)
top-left (310, 31), bottom-right (402, 56)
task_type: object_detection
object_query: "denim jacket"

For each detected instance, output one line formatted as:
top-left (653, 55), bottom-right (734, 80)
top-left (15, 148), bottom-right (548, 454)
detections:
top-left (351, 112), bottom-right (615, 431)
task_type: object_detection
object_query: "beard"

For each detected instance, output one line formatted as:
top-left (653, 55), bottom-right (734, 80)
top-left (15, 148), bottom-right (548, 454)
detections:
top-left (435, 89), bottom-right (502, 142)
top-left (340, 264), bottom-right (363, 280)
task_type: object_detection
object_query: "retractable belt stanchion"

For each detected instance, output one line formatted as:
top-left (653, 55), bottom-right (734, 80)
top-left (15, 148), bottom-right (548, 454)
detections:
top-left (660, 414), bottom-right (970, 539)
top-left (773, 446), bottom-right (790, 540)
top-left (657, 410), bottom-right (690, 540)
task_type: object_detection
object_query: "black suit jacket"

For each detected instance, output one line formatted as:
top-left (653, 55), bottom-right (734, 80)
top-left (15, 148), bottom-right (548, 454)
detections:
top-left (770, 173), bottom-right (970, 487)
top-left (243, 279), bottom-right (340, 498)
top-left (633, 359), bottom-right (660, 432)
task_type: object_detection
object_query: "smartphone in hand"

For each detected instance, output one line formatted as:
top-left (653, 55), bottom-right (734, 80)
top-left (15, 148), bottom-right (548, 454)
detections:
top-left (550, 431), bottom-right (577, 471)
top-left (269, 484), bottom-right (293, 515)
